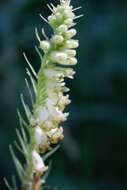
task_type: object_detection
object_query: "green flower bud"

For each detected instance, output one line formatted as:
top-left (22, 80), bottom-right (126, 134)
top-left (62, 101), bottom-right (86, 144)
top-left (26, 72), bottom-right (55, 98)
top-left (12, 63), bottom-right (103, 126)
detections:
top-left (55, 12), bottom-right (63, 22)
top-left (65, 49), bottom-right (76, 57)
top-left (51, 35), bottom-right (64, 45)
top-left (65, 29), bottom-right (77, 38)
top-left (40, 40), bottom-right (50, 52)
top-left (51, 52), bottom-right (68, 64)
top-left (64, 18), bottom-right (73, 27)
top-left (63, 10), bottom-right (75, 19)
top-left (48, 15), bottom-right (57, 27)
top-left (68, 57), bottom-right (77, 65)
top-left (65, 39), bottom-right (79, 48)
top-left (56, 24), bottom-right (68, 34)
top-left (56, 5), bottom-right (64, 13)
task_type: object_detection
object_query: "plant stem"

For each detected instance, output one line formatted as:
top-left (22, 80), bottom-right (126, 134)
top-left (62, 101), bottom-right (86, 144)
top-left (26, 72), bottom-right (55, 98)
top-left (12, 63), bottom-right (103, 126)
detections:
top-left (32, 174), bottom-right (41, 190)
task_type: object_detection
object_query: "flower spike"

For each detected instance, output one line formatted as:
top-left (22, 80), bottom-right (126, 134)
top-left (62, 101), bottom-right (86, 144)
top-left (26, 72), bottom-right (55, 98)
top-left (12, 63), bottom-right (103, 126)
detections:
top-left (6, 1), bottom-right (82, 190)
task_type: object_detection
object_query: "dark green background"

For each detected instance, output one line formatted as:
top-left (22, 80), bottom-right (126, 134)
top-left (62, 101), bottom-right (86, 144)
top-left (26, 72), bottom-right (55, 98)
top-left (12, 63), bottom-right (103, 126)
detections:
top-left (0, 0), bottom-right (127, 189)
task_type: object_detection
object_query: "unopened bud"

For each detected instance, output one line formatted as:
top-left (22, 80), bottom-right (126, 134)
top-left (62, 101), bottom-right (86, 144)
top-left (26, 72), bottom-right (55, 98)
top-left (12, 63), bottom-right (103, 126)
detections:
top-left (66, 29), bottom-right (77, 38)
top-left (65, 40), bottom-right (79, 48)
top-left (48, 15), bottom-right (57, 27)
top-left (64, 18), bottom-right (73, 27)
top-left (67, 57), bottom-right (77, 65)
top-left (57, 24), bottom-right (68, 34)
top-left (65, 68), bottom-right (76, 78)
top-left (55, 12), bottom-right (63, 22)
top-left (52, 35), bottom-right (64, 44)
top-left (51, 52), bottom-right (67, 64)
top-left (65, 49), bottom-right (76, 57)
top-left (63, 10), bottom-right (75, 19)
top-left (40, 40), bottom-right (50, 52)
top-left (56, 5), bottom-right (64, 12)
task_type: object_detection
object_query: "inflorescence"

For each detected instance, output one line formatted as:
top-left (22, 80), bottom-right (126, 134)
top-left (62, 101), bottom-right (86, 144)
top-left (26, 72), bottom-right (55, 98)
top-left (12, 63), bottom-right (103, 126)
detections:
top-left (5, 1), bottom-right (82, 190)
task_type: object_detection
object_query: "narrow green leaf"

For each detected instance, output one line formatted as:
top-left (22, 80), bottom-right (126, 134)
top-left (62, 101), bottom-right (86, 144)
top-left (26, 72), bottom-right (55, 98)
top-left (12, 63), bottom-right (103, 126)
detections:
top-left (39, 14), bottom-right (49, 24)
top-left (42, 28), bottom-right (49, 40)
top-left (12, 176), bottom-right (18, 190)
top-left (9, 146), bottom-right (25, 182)
top-left (20, 94), bottom-right (31, 121)
top-left (17, 110), bottom-right (29, 130)
top-left (20, 124), bottom-right (28, 144)
top-left (16, 129), bottom-right (28, 156)
top-left (23, 52), bottom-right (37, 79)
top-left (43, 144), bottom-right (61, 161)
top-left (14, 141), bottom-right (24, 155)
top-left (35, 27), bottom-right (41, 42)
top-left (25, 78), bottom-right (34, 105)
top-left (26, 68), bottom-right (37, 96)
top-left (50, 3), bottom-right (55, 9)
top-left (4, 178), bottom-right (13, 190)
top-left (73, 6), bottom-right (82, 11)
top-left (47, 4), bottom-right (54, 13)
top-left (35, 45), bottom-right (43, 61)
top-left (74, 14), bottom-right (84, 20)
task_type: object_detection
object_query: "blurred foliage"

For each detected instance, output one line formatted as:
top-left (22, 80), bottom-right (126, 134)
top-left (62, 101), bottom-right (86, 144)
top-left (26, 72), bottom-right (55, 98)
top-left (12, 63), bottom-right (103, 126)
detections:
top-left (0, 0), bottom-right (127, 189)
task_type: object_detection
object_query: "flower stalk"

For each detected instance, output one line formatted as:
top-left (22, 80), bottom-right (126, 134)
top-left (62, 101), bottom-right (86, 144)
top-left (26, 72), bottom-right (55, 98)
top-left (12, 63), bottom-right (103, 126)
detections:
top-left (5, 1), bottom-right (82, 190)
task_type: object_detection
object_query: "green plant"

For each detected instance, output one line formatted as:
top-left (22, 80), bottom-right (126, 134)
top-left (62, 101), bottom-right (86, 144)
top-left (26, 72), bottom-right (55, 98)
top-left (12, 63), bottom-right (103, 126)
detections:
top-left (5, 1), bottom-right (82, 190)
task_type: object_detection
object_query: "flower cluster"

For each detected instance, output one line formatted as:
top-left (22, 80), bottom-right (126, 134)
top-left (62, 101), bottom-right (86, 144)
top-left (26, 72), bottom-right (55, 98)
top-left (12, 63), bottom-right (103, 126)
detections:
top-left (30, 0), bottom-right (80, 175)
top-left (5, 1), bottom-right (81, 190)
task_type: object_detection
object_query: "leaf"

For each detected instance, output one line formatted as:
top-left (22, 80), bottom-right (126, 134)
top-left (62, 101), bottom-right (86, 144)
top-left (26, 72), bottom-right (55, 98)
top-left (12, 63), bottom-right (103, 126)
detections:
top-left (35, 27), bottom-right (41, 42)
top-left (39, 14), bottom-right (49, 24)
top-left (43, 144), bottom-right (61, 161)
top-left (20, 94), bottom-right (31, 121)
top-left (74, 14), bottom-right (84, 20)
top-left (20, 123), bottom-right (28, 144)
top-left (17, 112), bottom-right (29, 145)
top-left (23, 52), bottom-right (37, 79)
top-left (9, 146), bottom-right (26, 183)
top-left (25, 78), bottom-right (34, 105)
top-left (42, 28), bottom-right (49, 40)
top-left (26, 68), bottom-right (37, 96)
top-left (35, 45), bottom-right (43, 61)
top-left (47, 4), bottom-right (54, 13)
top-left (17, 110), bottom-right (29, 130)
top-left (12, 176), bottom-right (18, 190)
top-left (73, 6), bottom-right (82, 11)
top-left (16, 129), bottom-right (28, 156)
top-left (4, 178), bottom-right (13, 190)
top-left (14, 141), bottom-right (24, 155)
